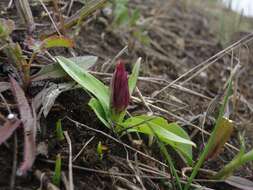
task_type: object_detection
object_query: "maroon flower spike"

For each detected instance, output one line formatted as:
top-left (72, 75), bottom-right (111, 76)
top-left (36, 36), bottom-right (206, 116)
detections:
top-left (111, 60), bottom-right (130, 114)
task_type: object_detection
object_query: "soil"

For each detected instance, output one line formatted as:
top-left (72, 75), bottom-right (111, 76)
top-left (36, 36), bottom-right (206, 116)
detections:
top-left (0, 0), bottom-right (253, 189)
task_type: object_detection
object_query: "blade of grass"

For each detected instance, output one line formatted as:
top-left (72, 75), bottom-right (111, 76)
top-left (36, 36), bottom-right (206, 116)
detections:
top-left (184, 79), bottom-right (233, 190)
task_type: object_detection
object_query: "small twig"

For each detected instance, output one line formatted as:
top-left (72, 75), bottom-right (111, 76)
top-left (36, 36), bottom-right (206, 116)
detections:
top-left (38, 0), bottom-right (61, 36)
top-left (64, 131), bottom-right (74, 190)
top-left (34, 170), bottom-right (60, 190)
top-left (7, 0), bottom-right (14, 9)
top-left (72, 136), bottom-right (95, 162)
top-left (135, 87), bottom-right (153, 114)
top-left (39, 159), bottom-right (170, 179)
top-left (102, 45), bottom-right (128, 72)
top-left (152, 32), bottom-right (253, 98)
top-left (67, 0), bottom-right (75, 16)
top-left (61, 171), bottom-right (70, 190)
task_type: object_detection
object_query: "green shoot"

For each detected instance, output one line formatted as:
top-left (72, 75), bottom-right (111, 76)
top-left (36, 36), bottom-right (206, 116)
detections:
top-left (184, 79), bottom-right (233, 190)
top-left (56, 119), bottom-right (65, 141)
top-left (214, 133), bottom-right (253, 179)
top-left (148, 122), bottom-right (182, 190)
top-left (52, 154), bottom-right (62, 187)
top-left (97, 141), bottom-right (103, 160)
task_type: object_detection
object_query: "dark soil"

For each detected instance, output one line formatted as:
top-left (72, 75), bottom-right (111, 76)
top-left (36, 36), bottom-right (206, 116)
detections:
top-left (0, 0), bottom-right (253, 189)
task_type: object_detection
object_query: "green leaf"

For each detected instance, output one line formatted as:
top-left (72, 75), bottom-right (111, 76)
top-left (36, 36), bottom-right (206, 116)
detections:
top-left (113, 0), bottom-right (129, 26)
top-left (41, 35), bottom-right (74, 49)
top-left (55, 56), bottom-right (110, 114)
top-left (122, 115), bottom-right (194, 165)
top-left (52, 154), bottom-right (62, 187)
top-left (128, 58), bottom-right (141, 95)
top-left (88, 98), bottom-right (110, 128)
top-left (129, 9), bottom-right (140, 26)
top-left (32, 56), bottom-right (97, 81)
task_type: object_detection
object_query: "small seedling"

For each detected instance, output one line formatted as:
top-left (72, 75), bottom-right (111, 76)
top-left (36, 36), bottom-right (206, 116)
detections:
top-left (56, 56), bottom-right (195, 165)
top-left (97, 141), bottom-right (103, 160)
top-left (56, 119), bottom-right (65, 141)
top-left (97, 141), bottom-right (109, 160)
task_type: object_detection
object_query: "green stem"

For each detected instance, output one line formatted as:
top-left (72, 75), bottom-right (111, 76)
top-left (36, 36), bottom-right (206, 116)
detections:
top-left (213, 149), bottom-right (253, 179)
top-left (147, 122), bottom-right (182, 190)
top-left (184, 80), bottom-right (232, 190)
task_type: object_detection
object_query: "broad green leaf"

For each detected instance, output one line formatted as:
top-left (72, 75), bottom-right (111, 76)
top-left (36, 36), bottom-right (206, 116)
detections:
top-left (128, 58), bottom-right (141, 95)
top-left (89, 98), bottom-right (110, 128)
top-left (122, 115), bottom-right (194, 165)
top-left (32, 56), bottom-right (97, 81)
top-left (56, 56), bottom-right (110, 114)
top-left (41, 35), bottom-right (74, 49)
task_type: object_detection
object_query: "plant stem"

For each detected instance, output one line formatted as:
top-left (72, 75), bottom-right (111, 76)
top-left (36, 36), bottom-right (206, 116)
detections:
top-left (147, 123), bottom-right (182, 190)
top-left (213, 149), bottom-right (253, 179)
top-left (184, 80), bottom-right (232, 190)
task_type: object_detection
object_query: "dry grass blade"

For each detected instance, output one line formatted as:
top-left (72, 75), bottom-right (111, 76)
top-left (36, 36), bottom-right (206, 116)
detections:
top-left (39, 158), bottom-right (170, 179)
top-left (14, 0), bottom-right (35, 32)
top-left (64, 131), bottom-right (74, 190)
top-left (152, 32), bottom-right (253, 98)
top-left (0, 119), bottom-right (21, 145)
top-left (10, 77), bottom-right (36, 175)
top-left (0, 82), bottom-right (11, 93)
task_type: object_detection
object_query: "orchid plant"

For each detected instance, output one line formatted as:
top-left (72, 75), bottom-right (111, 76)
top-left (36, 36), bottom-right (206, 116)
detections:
top-left (56, 56), bottom-right (195, 165)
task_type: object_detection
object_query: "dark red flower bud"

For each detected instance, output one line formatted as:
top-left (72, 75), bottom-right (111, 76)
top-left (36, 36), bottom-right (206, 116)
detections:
top-left (110, 60), bottom-right (130, 114)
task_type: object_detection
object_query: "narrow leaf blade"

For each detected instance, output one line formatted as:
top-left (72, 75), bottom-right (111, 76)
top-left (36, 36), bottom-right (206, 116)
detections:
top-left (10, 77), bottom-right (36, 175)
top-left (41, 35), bottom-right (74, 49)
top-left (32, 56), bottom-right (97, 81)
top-left (128, 58), bottom-right (141, 95)
top-left (0, 119), bottom-right (21, 145)
top-left (55, 56), bottom-right (110, 113)
top-left (225, 176), bottom-right (253, 190)
top-left (88, 98), bottom-right (110, 128)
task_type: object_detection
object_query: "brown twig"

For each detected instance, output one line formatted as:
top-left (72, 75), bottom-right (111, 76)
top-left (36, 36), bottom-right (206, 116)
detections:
top-left (64, 131), bottom-right (74, 190)
top-left (72, 136), bottom-right (95, 162)
top-left (34, 170), bottom-right (60, 190)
